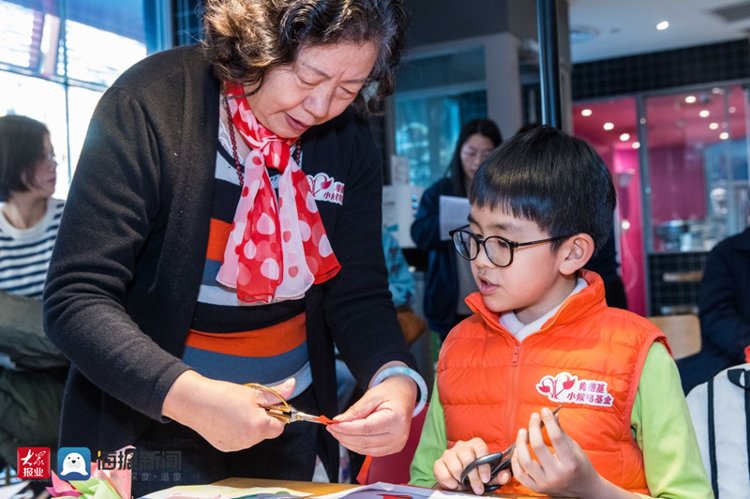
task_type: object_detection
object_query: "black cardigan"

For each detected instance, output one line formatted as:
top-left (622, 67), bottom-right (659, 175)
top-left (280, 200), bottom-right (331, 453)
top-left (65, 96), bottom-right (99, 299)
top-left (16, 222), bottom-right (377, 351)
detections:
top-left (43, 45), bottom-right (415, 477)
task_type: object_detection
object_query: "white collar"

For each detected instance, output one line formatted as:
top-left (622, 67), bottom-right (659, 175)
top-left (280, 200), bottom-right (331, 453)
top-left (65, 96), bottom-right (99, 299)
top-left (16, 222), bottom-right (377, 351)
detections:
top-left (499, 277), bottom-right (588, 342)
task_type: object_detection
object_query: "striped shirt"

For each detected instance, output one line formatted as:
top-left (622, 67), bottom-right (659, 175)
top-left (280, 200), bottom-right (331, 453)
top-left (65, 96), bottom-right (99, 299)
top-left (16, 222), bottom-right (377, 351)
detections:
top-left (184, 119), bottom-right (312, 397)
top-left (0, 198), bottom-right (64, 298)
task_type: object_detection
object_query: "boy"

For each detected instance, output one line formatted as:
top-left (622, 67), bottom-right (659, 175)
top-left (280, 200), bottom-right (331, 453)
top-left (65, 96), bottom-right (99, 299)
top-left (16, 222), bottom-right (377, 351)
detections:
top-left (409, 126), bottom-right (712, 498)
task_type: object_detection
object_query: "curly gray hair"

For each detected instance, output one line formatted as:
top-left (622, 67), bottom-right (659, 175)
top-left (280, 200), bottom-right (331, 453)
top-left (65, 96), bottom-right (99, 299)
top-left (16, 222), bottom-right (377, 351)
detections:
top-left (202, 0), bottom-right (409, 115)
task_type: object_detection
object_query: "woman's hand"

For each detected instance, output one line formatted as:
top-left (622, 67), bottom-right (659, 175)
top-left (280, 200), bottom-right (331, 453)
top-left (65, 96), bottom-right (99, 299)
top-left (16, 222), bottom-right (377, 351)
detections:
top-left (162, 370), bottom-right (293, 452)
top-left (326, 372), bottom-right (416, 456)
top-left (511, 407), bottom-right (637, 499)
top-left (433, 437), bottom-right (509, 495)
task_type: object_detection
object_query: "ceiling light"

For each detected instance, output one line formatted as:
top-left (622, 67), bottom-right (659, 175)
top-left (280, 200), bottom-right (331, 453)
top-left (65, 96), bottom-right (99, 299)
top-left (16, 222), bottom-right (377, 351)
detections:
top-left (720, 132), bottom-right (729, 140)
top-left (570, 25), bottom-right (599, 44)
top-left (603, 122), bottom-right (614, 131)
top-left (729, 106), bottom-right (737, 113)
top-left (581, 108), bottom-right (592, 117)
top-left (621, 220), bottom-right (631, 231)
top-left (656, 20), bottom-right (669, 31)
top-left (619, 133), bottom-right (630, 141)
top-left (684, 95), bottom-right (697, 104)
top-left (632, 142), bottom-right (640, 149)
top-left (709, 122), bottom-right (719, 130)
top-left (699, 110), bottom-right (710, 118)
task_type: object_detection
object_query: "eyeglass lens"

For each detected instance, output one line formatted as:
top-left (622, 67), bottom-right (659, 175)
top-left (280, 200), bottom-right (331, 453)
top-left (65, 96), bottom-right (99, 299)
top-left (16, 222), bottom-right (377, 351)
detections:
top-left (452, 230), bottom-right (512, 267)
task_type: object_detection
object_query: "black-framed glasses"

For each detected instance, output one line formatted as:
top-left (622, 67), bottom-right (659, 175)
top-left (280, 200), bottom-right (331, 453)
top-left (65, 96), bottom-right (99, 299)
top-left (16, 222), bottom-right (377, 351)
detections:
top-left (449, 225), bottom-right (572, 268)
top-left (38, 151), bottom-right (57, 164)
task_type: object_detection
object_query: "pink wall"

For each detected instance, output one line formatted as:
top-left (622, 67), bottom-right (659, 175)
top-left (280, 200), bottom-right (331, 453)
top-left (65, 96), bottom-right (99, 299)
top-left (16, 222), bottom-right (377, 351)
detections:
top-left (613, 149), bottom-right (646, 316)
top-left (648, 146), bottom-right (707, 223)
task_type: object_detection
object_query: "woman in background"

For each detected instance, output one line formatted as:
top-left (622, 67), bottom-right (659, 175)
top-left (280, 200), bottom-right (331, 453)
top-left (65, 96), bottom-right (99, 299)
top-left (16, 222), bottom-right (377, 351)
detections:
top-left (0, 115), bottom-right (63, 298)
top-left (0, 114), bottom-right (66, 470)
top-left (411, 118), bottom-right (502, 341)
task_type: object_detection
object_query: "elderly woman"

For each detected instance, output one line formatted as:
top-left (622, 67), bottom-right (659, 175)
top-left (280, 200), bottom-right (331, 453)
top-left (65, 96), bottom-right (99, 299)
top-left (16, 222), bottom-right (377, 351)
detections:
top-left (43, 0), bottom-right (421, 494)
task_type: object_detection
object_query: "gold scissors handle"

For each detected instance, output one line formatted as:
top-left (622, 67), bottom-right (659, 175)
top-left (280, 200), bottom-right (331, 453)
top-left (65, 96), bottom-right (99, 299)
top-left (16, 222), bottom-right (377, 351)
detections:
top-left (245, 382), bottom-right (333, 425)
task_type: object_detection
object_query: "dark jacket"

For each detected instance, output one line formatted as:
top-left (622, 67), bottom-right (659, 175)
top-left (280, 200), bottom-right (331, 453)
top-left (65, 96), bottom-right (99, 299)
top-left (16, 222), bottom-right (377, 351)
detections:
top-left (678, 227), bottom-right (750, 393)
top-left (43, 45), bottom-right (414, 478)
top-left (410, 178), bottom-right (461, 338)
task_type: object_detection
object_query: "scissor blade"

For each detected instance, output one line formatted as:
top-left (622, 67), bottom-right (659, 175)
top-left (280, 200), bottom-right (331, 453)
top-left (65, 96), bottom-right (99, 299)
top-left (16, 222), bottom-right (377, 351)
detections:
top-left (293, 411), bottom-right (336, 425)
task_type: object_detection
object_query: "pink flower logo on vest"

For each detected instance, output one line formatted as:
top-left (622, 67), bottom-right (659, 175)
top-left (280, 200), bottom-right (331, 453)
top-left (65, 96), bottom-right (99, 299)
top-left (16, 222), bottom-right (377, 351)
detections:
top-left (536, 372), bottom-right (614, 407)
top-left (307, 173), bottom-right (344, 205)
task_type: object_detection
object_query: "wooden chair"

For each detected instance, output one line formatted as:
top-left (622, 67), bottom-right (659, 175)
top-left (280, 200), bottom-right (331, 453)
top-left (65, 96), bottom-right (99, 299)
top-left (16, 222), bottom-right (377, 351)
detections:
top-left (647, 314), bottom-right (702, 360)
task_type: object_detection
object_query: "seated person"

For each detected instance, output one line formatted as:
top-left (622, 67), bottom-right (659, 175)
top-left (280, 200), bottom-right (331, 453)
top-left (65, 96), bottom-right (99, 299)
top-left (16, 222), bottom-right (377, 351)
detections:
top-left (678, 226), bottom-right (750, 394)
top-left (409, 125), bottom-right (711, 498)
top-left (0, 115), bottom-right (68, 468)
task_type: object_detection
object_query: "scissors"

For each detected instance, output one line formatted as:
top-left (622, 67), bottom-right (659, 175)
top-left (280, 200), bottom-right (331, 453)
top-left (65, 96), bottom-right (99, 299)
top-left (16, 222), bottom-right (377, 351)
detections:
top-left (245, 382), bottom-right (337, 425)
top-left (459, 406), bottom-right (562, 494)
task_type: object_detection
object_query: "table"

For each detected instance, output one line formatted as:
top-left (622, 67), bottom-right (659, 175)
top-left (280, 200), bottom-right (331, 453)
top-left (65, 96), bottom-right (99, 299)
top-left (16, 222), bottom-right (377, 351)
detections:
top-left (214, 477), bottom-right (354, 495)
top-left (214, 477), bottom-right (555, 498)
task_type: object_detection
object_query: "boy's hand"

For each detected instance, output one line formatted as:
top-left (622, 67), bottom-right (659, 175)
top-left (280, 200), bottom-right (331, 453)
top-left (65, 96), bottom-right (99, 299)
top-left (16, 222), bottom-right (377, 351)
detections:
top-left (511, 407), bottom-right (600, 497)
top-left (433, 438), bottom-right (510, 495)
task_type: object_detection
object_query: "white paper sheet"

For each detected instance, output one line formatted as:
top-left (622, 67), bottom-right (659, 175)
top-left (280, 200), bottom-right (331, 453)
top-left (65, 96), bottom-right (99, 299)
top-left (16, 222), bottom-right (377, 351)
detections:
top-left (439, 195), bottom-right (471, 241)
top-left (140, 484), bottom-right (310, 499)
top-left (315, 482), bottom-right (474, 498)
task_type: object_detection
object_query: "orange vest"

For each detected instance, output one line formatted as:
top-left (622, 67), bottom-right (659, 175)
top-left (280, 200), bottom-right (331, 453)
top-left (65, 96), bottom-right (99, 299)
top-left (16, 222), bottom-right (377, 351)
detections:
top-left (438, 271), bottom-right (667, 495)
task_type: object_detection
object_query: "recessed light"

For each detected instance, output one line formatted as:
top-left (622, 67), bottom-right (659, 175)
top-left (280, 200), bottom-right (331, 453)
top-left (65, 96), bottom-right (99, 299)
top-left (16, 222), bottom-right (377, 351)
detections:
top-left (699, 110), bottom-right (710, 118)
top-left (684, 95), bottom-right (697, 104)
top-left (603, 122), bottom-right (614, 131)
top-left (619, 133), bottom-right (630, 141)
top-left (720, 132), bottom-right (729, 140)
top-left (581, 108), bottom-right (593, 117)
top-left (621, 220), bottom-right (631, 231)
top-left (656, 20), bottom-right (669, 30)
top-left (729, 106), bottom-right (737, 113)
top-left (570, 25), bottom-right (600, 44)
top-left (632, 142), bottom-right (640, 149)
top-left (709, 122), bottom-right (719, 130)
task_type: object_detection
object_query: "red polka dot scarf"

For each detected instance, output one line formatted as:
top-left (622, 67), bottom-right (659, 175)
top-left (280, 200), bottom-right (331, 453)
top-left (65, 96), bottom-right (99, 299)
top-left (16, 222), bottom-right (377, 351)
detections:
top-left (216, 81), bottom-right (341, 303)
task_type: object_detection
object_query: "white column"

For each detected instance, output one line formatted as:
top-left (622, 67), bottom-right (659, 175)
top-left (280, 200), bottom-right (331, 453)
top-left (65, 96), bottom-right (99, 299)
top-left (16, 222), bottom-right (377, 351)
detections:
top-left (484, 32), bottom-right (523, 139)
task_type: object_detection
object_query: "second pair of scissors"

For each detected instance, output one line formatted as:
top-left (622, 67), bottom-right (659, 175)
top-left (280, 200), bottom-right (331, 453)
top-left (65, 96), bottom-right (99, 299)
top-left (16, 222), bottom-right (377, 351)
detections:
top-left (459, 405), bottom-right (562, 493)
top-left (245, 382), bottom-right (337, 425)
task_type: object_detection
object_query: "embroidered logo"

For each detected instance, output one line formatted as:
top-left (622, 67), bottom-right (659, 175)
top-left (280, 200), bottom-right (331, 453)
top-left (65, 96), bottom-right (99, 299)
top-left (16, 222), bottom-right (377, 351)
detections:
top-left (307, 173), bottom-right (344, 205)
top-left (535, 371), bottom-right (614, 407)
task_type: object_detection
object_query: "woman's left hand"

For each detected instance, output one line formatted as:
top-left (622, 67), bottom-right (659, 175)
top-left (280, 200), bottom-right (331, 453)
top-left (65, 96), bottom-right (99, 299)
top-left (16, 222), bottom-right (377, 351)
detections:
top-left (327, 374), bottom-right (417, 456)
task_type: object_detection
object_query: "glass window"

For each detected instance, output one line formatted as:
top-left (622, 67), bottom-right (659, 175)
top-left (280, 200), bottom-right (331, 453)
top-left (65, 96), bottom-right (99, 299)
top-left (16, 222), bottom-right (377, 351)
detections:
top-left (644, 85), bottom-right (749, 253)
top-left (0, 0), bottom-right (152, 199)
top-left (393, 47), bottom-right (488, 188)
top-left (573, 97), bottom-right (646, 316)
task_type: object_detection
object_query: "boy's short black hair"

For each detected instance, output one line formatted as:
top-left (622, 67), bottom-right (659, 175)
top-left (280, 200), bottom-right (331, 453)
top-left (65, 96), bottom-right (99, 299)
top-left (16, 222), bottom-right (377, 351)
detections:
top-left (470, 124), bottom-right (616, 256)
